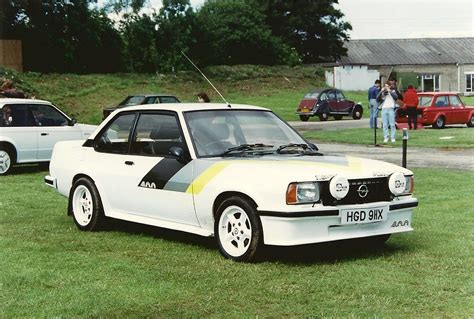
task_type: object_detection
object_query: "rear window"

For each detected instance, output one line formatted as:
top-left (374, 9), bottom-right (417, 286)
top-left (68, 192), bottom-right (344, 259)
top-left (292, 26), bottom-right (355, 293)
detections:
top-left (304, 92), bottom-right (319, 99)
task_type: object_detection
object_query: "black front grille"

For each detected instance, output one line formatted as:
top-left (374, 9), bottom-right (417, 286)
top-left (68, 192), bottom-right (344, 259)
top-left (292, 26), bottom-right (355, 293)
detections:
top-left (321, 177), bottom-right (391, 206)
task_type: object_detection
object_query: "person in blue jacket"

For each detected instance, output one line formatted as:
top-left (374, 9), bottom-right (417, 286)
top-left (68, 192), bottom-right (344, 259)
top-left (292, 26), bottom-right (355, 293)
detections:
top-left (368, 79), bottom-right (381, 129)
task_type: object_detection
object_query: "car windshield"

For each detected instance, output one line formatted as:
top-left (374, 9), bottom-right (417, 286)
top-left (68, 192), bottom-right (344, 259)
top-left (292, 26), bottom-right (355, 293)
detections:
top-left (418, 96), bottom-right (433, 107)
top-left (185, 110), bottom-right (310, 157)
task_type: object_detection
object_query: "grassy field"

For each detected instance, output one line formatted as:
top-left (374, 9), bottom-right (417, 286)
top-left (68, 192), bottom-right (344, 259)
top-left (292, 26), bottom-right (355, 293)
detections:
top-left (1, 168), bottom-right (473, 317)
top-left (304, 126), bottom-right (474, 149)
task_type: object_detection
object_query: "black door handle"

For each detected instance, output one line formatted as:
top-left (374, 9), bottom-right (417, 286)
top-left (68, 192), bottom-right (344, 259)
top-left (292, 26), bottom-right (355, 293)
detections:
top-left (125, 161), bottom-right (134, 166)
top-left (41, 133), bottom-right (49, 136)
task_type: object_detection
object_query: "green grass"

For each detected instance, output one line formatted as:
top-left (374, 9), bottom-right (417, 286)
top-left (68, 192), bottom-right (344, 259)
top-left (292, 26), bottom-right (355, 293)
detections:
top-left (304, 126), bottom-right (474, 149)
top-left (1, 168), bottom-right (473, 317)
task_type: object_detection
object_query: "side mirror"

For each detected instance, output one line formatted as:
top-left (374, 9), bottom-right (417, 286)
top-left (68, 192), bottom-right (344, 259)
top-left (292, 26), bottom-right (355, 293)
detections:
top-left (168, 146), bottom-right (188, 163)
top-left (68, 118), bottom-right (77, 126)
top-left (308, 143), bottom-right (318, 151)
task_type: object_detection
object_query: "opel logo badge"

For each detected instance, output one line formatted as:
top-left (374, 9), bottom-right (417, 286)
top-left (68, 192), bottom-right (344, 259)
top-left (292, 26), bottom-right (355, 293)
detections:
top-left (357, 184), bottom-right (369, 198)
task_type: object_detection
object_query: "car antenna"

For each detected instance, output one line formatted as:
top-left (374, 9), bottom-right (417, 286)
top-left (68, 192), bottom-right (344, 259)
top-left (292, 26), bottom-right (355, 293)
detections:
top-left (181, 51), bottom-right (231, 108)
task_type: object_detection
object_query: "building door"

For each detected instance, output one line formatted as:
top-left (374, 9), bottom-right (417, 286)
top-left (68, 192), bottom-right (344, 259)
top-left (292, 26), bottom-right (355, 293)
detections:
top-left (421, 74), bottom-right (440, 92)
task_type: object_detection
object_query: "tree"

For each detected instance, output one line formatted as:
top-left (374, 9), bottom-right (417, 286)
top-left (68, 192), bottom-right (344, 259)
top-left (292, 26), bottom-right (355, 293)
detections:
top-left (251, 0), bottom-right (352, 63)
top-left (194, 0), bottom-right (296, 66)
top-left (154, 0), bottom-right (197, 72)
top-left (1, 0), bottom-right (124, 73)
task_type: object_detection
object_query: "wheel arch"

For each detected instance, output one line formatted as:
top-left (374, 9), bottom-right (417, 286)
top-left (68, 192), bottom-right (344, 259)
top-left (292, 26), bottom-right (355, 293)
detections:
top-left (212, 191), bottom-right (258, 219)
top-left (0, 141), bottom-right (17, 164)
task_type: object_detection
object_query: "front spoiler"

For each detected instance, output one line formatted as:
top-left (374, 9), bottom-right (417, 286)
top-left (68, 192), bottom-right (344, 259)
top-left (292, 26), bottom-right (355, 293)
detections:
top-left (259, 200), bottom-right (417, 246)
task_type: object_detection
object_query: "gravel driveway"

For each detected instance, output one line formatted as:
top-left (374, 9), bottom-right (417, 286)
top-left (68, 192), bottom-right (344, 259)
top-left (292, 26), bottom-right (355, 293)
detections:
top-left (287, 120), bottom-right (474, 171)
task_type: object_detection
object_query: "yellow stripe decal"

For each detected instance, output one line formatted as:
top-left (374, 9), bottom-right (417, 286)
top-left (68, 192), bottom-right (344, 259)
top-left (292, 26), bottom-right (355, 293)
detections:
top-left (186, 162), bottom-right (230, 194)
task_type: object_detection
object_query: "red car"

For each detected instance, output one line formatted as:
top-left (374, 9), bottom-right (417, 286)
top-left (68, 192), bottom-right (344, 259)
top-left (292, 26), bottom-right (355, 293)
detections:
top-left (295, 88), bottom-right (363, 122)
top-left (396, 92), bottom-right (474, 129)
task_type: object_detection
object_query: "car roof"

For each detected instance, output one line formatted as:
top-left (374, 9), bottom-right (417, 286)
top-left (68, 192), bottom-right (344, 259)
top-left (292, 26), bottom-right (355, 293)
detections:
top-left (127, 94), bottom-right (177, 97)
top-left (0, 98), bottom-right (52, 104)
top-left (306, 88), bottom-right (335, 94)
top-left (418, 92), bottom-right (460, 95)
top-left (116, 103), bottom-right (270, 113)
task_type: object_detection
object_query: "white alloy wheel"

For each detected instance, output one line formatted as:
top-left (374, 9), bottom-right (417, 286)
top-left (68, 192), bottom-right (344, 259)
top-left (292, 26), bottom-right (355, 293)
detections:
top-left (0, 149), bottom-right (12, 175)
top-left (72, 185), bottom-right (94, 227)
top-left (218, 205), bottom-right (252, 258)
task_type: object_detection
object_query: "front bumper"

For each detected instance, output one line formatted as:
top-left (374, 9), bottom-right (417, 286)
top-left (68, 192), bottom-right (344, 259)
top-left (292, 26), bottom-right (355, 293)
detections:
top-left (44, 175), bottom-right (57, 189)
top-left (259, 200), bottom-right (417, 246)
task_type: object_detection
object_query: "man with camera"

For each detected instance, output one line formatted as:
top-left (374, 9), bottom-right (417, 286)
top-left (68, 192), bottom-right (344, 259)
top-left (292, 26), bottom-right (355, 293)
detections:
top-left (376, 81), bottom-right (399, 143)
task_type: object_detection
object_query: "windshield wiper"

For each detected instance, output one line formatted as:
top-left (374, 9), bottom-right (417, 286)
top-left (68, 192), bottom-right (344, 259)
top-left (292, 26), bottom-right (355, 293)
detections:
top-left (221, 143), bottom-right (274, 156)
top-left (277, 143), bottom-right (322, 155)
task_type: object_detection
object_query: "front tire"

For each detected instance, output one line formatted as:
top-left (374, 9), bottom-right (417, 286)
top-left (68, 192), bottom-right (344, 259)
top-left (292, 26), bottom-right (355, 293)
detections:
top-left (0, 146), bottom-right (14, 175)
top-left (71, 177), bottom-right (105, 231)
top-left (467, 114), bottom-right (474, 127)
top-left (352, 106), bottom-right (363, 120)
top-left (318, 112), bottom-right (329, 121)
top-left (215, 196), bottom-right (262, 262)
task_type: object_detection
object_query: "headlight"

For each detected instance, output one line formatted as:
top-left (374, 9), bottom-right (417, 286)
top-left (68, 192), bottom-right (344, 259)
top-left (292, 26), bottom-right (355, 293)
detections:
top-left (286, 182), bottom-right (320, 204)
top-left (389, 173), bottom-right (413, 195)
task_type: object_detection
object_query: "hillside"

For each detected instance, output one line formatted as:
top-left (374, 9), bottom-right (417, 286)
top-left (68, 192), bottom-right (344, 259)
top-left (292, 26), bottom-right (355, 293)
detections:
top-left (4, 65), bottom-right (328, 124)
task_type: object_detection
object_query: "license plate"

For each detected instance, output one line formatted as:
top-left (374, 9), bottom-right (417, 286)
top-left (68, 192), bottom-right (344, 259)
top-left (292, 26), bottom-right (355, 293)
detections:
top-left (301, 108), bottom-right (310, 113)
top-left (340, 206), bottom-right (388, 225)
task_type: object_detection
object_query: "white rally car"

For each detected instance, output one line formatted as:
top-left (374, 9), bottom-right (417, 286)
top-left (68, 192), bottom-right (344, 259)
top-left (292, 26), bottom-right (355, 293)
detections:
top-left (45, 103), bottom-right (417, 261)
top-left (0, 98), bottom-right (96, 175)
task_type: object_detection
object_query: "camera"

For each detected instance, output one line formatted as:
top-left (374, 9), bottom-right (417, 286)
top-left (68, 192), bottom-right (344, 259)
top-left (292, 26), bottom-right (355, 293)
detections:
top-left (383, 91), bottom-right (389, 96)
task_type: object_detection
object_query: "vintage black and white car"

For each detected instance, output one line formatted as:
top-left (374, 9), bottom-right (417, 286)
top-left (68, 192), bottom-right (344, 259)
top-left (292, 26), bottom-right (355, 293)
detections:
top-left (45, 103), bottom-right (417, 261)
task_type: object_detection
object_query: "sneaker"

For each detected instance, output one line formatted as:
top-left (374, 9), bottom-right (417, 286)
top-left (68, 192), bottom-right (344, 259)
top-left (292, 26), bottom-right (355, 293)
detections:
top-left (391, 138), bottom-right (396, 142)
top-left (383, 138), bottom-right (388, 143)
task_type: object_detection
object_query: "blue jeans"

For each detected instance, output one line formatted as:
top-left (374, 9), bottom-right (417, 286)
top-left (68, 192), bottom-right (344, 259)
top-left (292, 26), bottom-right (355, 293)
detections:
top-left (369, 99), bottom-right (379, 128)
top-left (382, 108), bottom-right (396, 140)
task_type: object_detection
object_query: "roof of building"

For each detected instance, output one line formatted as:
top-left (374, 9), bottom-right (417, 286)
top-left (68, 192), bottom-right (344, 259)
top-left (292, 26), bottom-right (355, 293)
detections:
top-left (339, 38), bottom-right (474, 66)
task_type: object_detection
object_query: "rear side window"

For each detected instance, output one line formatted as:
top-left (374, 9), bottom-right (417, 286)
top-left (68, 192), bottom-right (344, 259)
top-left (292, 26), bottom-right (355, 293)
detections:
top-left (4, 104), bottom-right (36, 127)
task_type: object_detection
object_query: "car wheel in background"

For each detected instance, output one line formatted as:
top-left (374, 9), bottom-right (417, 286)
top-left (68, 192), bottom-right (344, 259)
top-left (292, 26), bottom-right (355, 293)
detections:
top-left (319, 112), bottom-right (329, 121)
top-left (0, 146), bottom-right (14, 175)
top-left (299, 115), bottom-right (310, 122)
top-left (215, 196), bottom-right (262, 262)
top-left (467, 114), bottom-right (474, 127)
top-left (71, 177), bottom-right (106, 231)
top-left (352, 106), bottom-right (363, 120)
top-left (334, 115), bottom-right (343, 120)
top-left (432, 116), bottom-right (445, 129)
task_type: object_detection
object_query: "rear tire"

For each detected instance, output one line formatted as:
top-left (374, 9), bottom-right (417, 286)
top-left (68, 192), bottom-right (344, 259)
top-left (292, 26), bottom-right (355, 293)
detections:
top-left (215, 196), bottom-right (262, 262)
top-left (432, 116), bottom-right (445, 129)
top-left (0, 146), bottom-right (14, 175)
top-left (71, 177), bottom-right (106, 231)
top-left (299, 115), bottom-right (310, 122)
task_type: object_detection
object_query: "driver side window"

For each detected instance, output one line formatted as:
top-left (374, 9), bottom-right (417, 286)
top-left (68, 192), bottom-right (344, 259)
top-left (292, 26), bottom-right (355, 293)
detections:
top-left (95, 113), bottom-right (135, 154)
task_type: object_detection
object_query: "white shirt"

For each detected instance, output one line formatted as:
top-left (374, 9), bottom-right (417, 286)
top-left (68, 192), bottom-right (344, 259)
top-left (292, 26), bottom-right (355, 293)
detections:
top-left (381, 91), bottom-right (395, 109)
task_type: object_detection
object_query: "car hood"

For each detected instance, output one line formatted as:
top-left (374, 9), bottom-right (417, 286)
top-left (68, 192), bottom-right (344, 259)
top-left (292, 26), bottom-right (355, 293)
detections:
top-left (76, 123), bottom-right (97, 138)
top-left (197, 154), bottom-right (412, 181)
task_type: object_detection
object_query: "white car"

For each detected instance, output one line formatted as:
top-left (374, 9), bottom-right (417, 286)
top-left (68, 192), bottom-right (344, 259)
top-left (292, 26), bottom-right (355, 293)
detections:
top-left (45, 103), bottom-right (417, 262)
top-left (0, 98), bottom-right (96, 175)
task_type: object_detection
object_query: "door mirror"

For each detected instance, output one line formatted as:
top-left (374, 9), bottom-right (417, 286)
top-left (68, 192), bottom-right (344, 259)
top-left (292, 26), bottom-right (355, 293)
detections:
top-left (169, 146), bottom-right (188, 163)
top-left (68, 118), bottom-right (77, 126)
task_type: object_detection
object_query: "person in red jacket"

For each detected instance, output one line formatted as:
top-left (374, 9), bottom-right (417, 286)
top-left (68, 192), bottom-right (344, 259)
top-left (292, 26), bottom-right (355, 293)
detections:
top-left (404, 85), bottom-right (419, 129)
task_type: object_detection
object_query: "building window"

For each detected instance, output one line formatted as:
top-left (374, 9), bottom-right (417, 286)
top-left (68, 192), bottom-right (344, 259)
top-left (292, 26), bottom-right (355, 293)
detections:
top-left (466, 73), bottom-right (474, 92)
top-left (421, 74), bottom-right (440, 92)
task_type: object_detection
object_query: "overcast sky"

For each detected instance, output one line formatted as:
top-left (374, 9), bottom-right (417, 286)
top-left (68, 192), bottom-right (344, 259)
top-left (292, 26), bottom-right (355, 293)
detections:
top-left (106, 0), bottom-right (473, 40)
